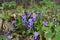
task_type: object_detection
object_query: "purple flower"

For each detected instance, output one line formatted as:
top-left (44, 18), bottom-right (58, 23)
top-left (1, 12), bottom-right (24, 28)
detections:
top-left (42, 20), bottom-right (48, 27)
top-left (32, 15), bottom-right (37, 21)
top-left (24, 11), bottom-right (28, 16)
top-left (50, 17), bottom-right (56, 22)
top-left (32, 31), bottom-right (39, 40)
top-left (27, 18), bottom-right (33, 29)
top-left (21, 15), bottom-right (27, 25)
top-left (50, 16), bottom-right (57, 22)
top-left (50, 18), bottom-right (55, 22)
top-left (50, 18), bottom-right (54, 22)
top-left (28, 18), bottom-right (33, 22)
top-left (4, 31), bottom-right (10, 36)
top-left (24, 11), bottom-right (32, 17)
top-left (28, 25), bottom-right (33, 29)
top-left (27, 13), bottom-right (32, 17)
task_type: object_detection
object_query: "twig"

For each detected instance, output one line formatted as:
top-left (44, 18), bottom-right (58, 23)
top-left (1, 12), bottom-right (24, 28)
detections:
top-left (0, 19), bottom-right (5, 35)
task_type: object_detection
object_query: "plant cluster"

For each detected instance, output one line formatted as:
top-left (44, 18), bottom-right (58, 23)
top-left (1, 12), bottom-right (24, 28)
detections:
top-left (0, 0), bottom-right (60, 40)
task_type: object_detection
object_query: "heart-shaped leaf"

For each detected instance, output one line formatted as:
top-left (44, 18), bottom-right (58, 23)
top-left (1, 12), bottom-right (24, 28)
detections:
top-left (53, 32), bottom-right (60, 40)
top-left (55, 25), bottom-right (60, 32)
top-left (0, 35), bottom-right (8, 40)
top-left (45, 32), bottom-right (54, 38)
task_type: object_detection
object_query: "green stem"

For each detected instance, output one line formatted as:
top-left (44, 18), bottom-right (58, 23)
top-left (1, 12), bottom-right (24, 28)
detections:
top-left (40, 34), bottom-right (42, 40)
top-left (39, 31), bottom-right (42, 40)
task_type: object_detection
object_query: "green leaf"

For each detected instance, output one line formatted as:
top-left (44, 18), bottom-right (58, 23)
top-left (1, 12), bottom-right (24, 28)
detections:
top-left (22, 31), bottom-right (25, 35)
top-left (16, 15), bottom-right (22, 26)
top-left (55, 25), bottom-right (60, 32)
top-left (0, 7), bottom-right (4, 10)
top-left (27, 30), bottom-right (31, 35)
top-left (42, 26), bottom-right (51, 32)
top-left (57, 14), bottom-right (60, 20)
top-left (48, 22), bottom-right (53, 26)
top-left (42, 26), bottom-right (48, 31)
top-left (2, 11), bottom-right (8, 20)
top-left (53, 32), bottom-right (60, 40)
top-left (53, 36), bottom-right (60, 40)
top-left (45, 32), bottom-right (54, 38)
top-left (0, 35), bottom-right (8, 40)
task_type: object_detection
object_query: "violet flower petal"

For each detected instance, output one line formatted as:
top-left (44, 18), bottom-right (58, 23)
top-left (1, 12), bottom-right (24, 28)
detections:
top-left (42, 20), bottom-right (48, 27)
top-left (32, 15), bottom-right (37, 21)
top-left (32, 31), bottom-right (39, 40)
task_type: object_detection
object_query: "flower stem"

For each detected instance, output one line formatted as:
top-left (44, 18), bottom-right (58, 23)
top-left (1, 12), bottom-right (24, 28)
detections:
top-left (40, 34), bottom-right (42, 40)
